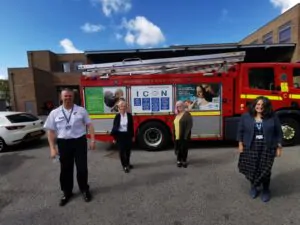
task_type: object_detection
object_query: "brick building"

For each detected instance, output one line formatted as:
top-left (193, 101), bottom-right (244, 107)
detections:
top-left (8, 51), bottom-right (87, 115)
top-left (240, 3), bottom-right (300, 61)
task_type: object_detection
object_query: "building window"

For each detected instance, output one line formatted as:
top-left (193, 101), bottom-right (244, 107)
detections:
top-left (73, 61), bottom-right (83, 71)
top-left (262, 32), bottom-right (273, 44)
top-left (61, 62), bottom-right (71, 72)
top-left (278, 21), bottom-right (291, 43)
top-left (248, 68), bottom-right (275, 90)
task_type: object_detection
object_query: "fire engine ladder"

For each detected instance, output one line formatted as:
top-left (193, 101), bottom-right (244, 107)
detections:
top-left (79, 51), bottom-right (246, 77)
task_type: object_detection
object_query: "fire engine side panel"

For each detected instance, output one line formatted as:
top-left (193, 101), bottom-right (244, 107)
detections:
top-left (82, 86), bottom-right (128, 134)
top-left (91, 118), bottom-right (114, 133)
top-left (175, 83), bottom-right (222, 138)
top-left (191, 115), bottom-right (221, 138)
top-left (81, 74), bottom-right (226, 141)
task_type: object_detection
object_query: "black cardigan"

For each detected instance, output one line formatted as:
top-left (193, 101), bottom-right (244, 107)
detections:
top-left (110, 112), bottom-right (134, 138)
top-left (237, 112), bottom-right (283, 150)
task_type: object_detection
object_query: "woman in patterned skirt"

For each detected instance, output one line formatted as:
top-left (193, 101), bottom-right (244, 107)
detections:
top-left (237, 96), bottom-right (283, 202)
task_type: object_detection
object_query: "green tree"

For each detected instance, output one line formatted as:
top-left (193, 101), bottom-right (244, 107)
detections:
top-left (0, 79), bottom-right (9, 101)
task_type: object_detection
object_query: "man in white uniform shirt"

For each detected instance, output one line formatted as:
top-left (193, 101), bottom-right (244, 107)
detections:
top-left (44, 88), bottom-right (96, 206)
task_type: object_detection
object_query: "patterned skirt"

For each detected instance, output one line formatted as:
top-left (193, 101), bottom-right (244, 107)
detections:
top-left (238, 138), bottom-right (276, 187)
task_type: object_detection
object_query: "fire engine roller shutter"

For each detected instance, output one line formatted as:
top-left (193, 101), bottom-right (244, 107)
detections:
top-left (189, 111), bottom-right (222, 138)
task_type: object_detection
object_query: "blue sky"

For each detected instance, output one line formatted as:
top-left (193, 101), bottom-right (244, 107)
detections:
top-left (0, 0), bottom-right (297, 79)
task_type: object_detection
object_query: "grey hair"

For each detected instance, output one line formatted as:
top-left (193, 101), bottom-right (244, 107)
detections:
top-left (175, 100), bottom-right (184, 107)
top-left (61, 88), bottom-right (74, 94)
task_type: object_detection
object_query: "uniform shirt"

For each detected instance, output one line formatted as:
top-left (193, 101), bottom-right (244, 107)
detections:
top-left (119, 113), bottom-right (128, 132)
top-left (43, 104), bottom-right (92, 139)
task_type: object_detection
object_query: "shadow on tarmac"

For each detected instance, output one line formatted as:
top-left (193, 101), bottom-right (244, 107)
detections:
top-left (105, 140), bottom-right (238, 152)
top-left (271, 168), bottom-right (300, 198)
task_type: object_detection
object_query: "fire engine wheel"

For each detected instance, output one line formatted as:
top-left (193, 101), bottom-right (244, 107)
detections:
top-left (137, 122), bottom-right (170, 151)
top-left (280, 117), bottom-right (299, 146)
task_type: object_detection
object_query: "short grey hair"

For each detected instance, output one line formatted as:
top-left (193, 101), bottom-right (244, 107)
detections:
top-left (175, 100), bottom-right (184, 107)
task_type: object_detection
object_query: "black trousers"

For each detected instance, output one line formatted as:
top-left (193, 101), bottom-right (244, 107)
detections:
top-left (57, 135), bottom-right (89, 195)
top-left (116, 132), bottom-right (132, 167)
top-left (175, 140), bottom-right (189, 162)
top-left (262, 175), bottom-right (271, 190)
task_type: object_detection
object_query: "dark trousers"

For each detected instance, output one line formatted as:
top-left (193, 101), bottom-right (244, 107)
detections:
top-left (175, 140), bottom-right (189, 162)
top-left (57, 135), bottom-right (89, 195)
top-left (116, 132), bottom-right (132, 167)
top-left (261, 173), bottom-right (271, 190)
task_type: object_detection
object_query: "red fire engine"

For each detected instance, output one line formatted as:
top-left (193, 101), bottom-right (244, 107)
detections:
top-left (79, 51), bottom-right (300, 150)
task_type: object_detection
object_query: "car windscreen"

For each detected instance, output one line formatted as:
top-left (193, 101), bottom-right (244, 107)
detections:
top-left (6, 113), bottom-right (39, 123)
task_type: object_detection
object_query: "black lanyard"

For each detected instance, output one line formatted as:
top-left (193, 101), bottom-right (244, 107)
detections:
top-left (62, 106), bottom-right (74, 124)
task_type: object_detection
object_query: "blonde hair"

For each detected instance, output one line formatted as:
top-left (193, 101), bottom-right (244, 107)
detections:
top-left (118, 100), bottom-right (126, 107)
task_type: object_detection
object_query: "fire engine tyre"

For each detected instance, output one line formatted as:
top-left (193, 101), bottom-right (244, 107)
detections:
top-left (137, 122), bottom-right (170, 151)
top-left (280, 117), bottom-right (299, 146)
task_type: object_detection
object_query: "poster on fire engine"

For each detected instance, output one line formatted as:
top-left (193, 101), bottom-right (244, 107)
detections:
top-left (176, 83), bottom-right (221, 111)
top-left (84, 86), bottom-right (126, 114)
top-left (131, 85), bottom-right (173, 113)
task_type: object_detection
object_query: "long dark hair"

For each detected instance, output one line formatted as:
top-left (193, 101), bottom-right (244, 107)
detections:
top-left (248, 96), bottom-right (274, 118)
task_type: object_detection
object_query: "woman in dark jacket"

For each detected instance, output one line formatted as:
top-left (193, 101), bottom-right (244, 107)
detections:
top-left (173, 101), bottom-right (193, 168)
top-left (237, 96), bottom-right (283, 202)
top-left (110, 100), bottom-right (134, 173)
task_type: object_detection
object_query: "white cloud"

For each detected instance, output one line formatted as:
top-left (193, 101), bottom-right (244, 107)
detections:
top-left (0, 67), bottom-right (8, 80)
top-left (124, 32), bottom-right (135, 44)
top-left (59, 38), bottom-right (83, 53)
top-left (122, 16), bottom-right (165, 47)
top-left (115, 33), bottom-right (123, 40)
top-left (270, 0), bottom-right (300, 13)
top-left (81, 22), bottom-right (105, 33)
top-left (92, 0), bottom-right (132, 17)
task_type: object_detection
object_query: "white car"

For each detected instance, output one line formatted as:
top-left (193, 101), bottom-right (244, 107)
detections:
top-left (0, 111), bottom-right (45, 152)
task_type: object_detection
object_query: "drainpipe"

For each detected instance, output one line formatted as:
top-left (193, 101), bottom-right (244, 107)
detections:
top-left (10, 72), bottom-right (17, 111)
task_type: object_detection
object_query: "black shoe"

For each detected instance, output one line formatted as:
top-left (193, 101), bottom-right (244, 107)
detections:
top-left (82, 190), bottom-right (92, 202)
top-left (59, 193), bottom-right (73, 207)
top-left (129, 164), bottom-right (134, 169)
top-left (177, 162), bottom-right (182, 167)
top-left (182, 162), bottom-right (188, 168)
top-left (124, 167), bottom-right (130, 173)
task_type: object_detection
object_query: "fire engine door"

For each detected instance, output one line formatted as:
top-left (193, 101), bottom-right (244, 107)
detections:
top-left (241, 65), bottom-right (282, 103)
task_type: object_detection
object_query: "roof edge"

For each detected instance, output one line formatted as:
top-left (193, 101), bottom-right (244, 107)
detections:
top-left (84, 43), bottom-right (296, 55)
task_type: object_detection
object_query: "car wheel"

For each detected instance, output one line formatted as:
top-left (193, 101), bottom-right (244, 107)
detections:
top-left (0, 138), bottom-right (7, 152)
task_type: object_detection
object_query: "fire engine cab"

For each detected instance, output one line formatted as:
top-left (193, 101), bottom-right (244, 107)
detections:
top-left (79, 51), bottom-right (300, 150)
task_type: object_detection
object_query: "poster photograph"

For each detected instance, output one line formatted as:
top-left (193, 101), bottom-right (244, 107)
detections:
top-left (131, 85), bottom-right (173, 113)
top-left (84, 86), bottom-right (126, 114)
top-left (176, 83), bottom-right (221, 111)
